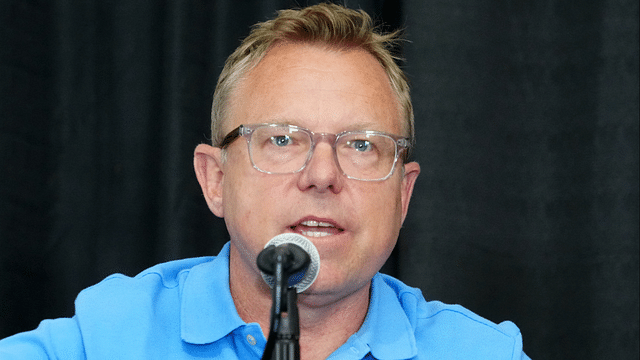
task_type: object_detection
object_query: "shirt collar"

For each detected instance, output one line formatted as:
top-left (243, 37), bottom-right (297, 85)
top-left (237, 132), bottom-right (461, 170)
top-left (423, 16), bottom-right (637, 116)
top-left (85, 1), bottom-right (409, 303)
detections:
top-left (354, 273), bottom-right (418, 359)
top-left (180, 242), bottom-right (246, 344)
top-left (180, 244), bottom-right (419, 359)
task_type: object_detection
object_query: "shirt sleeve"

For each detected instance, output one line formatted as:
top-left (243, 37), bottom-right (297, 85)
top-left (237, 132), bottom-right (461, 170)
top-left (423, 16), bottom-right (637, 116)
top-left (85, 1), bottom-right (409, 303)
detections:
top-left (0, 317), bottom-right (86, 360)
top-left (499, 321), bottom-right (531, 360)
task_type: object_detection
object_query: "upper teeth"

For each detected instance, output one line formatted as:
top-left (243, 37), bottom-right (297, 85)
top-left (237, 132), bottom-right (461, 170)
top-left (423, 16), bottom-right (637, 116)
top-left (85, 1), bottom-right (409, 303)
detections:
top-left (301, 220), bottom-right (334, 227)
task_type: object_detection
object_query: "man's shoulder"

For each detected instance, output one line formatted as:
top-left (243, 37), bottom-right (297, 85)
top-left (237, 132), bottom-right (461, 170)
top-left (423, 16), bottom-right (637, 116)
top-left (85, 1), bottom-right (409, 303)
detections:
top-left (80, 256), bottom-right (215, 296)
top-left (417, 300), bottom-right (522, 343)
top-left (73, 256), bottom-right (216, 326)
top-left (376, 274), bottom-right (525, 359)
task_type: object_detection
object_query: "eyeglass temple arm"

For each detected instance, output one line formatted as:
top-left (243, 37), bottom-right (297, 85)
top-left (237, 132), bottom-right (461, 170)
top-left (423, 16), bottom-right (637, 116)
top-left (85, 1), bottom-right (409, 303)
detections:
top-left (218, 125), bottom-right (243, 148)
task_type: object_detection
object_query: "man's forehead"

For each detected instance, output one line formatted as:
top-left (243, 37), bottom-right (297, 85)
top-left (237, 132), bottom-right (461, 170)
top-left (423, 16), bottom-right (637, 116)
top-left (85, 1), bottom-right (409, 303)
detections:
top-left (241, 44), bottom-right (396, 105)
top-left (222, 42), bottom-right (402, 135)
top-left (250, 42), bottom-right (386, 81)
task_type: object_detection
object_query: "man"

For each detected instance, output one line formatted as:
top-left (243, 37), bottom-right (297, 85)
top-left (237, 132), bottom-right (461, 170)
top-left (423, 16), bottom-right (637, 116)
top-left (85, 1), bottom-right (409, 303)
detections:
top-left (0, 3), bottom-right (530, 359)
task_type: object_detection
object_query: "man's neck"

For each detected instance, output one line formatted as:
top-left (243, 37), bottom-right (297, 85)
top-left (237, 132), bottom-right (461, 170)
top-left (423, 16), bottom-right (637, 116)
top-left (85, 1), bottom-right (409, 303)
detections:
top-left (296, 288), bottom-right (370, 360)
top-left (228, 253), bottom-right (370, 360)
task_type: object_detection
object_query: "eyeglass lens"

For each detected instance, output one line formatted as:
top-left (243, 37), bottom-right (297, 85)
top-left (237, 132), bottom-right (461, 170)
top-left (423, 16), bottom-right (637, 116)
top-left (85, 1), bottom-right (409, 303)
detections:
top-left (247, 125), bottom-right (398, 180)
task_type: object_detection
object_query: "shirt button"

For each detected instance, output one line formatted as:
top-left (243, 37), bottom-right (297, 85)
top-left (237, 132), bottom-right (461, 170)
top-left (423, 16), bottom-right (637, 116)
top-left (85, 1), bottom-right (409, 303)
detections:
top-left (246, 334), bottom-right (257, 346)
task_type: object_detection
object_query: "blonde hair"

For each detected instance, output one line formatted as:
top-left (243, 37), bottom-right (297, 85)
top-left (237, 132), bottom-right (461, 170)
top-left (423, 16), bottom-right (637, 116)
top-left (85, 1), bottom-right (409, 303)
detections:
top-left (210, 3), bottom-right (414, 156)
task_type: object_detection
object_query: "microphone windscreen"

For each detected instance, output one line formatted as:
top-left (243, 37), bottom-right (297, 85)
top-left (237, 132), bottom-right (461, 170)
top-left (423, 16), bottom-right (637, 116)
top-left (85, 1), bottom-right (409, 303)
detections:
top-left (260, 233), bottom-right (320, 293)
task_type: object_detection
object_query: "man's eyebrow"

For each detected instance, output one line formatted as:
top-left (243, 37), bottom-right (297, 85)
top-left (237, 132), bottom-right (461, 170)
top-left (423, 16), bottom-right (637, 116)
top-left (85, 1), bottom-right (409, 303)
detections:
top-left (340, 120), bottom-right (393, 133)
top-left (347, 121), bottom-right (382, 130)
top-left (257, 119), bottom-right (389, 133)
top-left (256, 119), bottom-right (297, 126)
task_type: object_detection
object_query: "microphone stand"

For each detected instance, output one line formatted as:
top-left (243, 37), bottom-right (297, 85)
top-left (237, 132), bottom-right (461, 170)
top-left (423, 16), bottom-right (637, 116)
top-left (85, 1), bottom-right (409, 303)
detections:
top-left (257, 244), bottom-right (309, 360)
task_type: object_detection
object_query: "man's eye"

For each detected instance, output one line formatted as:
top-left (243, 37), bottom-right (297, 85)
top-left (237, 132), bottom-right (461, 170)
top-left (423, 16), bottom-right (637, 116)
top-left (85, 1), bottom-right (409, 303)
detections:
top-left (348, 140), bottom-right (373, 152)
top-left (270, 135), bottom-right (292, 147)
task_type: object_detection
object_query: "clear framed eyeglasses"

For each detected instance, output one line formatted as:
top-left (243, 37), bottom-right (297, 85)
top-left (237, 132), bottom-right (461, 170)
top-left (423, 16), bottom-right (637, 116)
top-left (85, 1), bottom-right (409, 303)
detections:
top-left (219, 123), bottom-right (410, 181)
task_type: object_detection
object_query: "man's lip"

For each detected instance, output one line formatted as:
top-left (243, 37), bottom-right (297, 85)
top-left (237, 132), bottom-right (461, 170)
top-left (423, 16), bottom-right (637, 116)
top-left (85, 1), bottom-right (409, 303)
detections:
top-left (289, 216), bottom-right (345, 235)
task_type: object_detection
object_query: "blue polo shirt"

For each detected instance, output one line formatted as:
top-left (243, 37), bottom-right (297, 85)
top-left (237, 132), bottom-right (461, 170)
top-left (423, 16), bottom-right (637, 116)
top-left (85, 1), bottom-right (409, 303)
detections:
top-left (0, 242), bottom-right (530, 359)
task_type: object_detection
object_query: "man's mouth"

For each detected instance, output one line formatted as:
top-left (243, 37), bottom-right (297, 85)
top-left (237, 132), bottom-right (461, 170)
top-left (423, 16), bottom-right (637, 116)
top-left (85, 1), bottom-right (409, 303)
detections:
top-left (290, 219), bottom-right (344, 237)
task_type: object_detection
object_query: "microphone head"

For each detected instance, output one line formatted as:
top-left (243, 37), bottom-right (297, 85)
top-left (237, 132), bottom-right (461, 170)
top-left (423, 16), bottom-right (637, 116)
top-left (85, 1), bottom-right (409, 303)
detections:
top-left (260, 233), bottom-right (320, 293)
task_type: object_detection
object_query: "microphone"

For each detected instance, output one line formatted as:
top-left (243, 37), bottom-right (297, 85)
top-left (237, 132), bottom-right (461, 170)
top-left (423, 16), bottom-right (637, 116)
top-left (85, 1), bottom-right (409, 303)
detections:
top-left (257, 234), bottom-right (320, 360)
top-left (257, 233), bottom-right (320, 293)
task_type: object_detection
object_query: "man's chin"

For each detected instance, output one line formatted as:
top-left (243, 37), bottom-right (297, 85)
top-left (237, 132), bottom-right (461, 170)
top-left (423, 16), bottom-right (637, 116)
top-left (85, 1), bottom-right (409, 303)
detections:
top-left (297, 275), bottom-right (373, 306)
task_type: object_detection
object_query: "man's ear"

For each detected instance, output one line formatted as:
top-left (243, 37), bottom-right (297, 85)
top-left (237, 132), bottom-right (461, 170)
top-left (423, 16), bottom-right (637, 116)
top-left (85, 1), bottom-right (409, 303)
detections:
top-left (194, 144), bottom-right (225, 218)
top-left (400, 161), bottom-right (420, 224)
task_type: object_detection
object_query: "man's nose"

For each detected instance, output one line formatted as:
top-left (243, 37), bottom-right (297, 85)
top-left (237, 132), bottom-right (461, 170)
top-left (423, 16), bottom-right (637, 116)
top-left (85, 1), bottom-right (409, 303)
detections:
top-left (296, 138), bottom-right (344, 194)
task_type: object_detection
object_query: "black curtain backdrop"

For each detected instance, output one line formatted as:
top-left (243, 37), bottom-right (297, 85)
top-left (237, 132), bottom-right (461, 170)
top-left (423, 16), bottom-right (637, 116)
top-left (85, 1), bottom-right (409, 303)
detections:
top-left (0, 1), bottom-right (637, 359)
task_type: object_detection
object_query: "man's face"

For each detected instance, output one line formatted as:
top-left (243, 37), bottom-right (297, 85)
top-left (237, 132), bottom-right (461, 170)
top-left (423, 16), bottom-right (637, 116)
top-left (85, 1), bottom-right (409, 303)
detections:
top-left (217, 43), bottom-right (419, 304)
